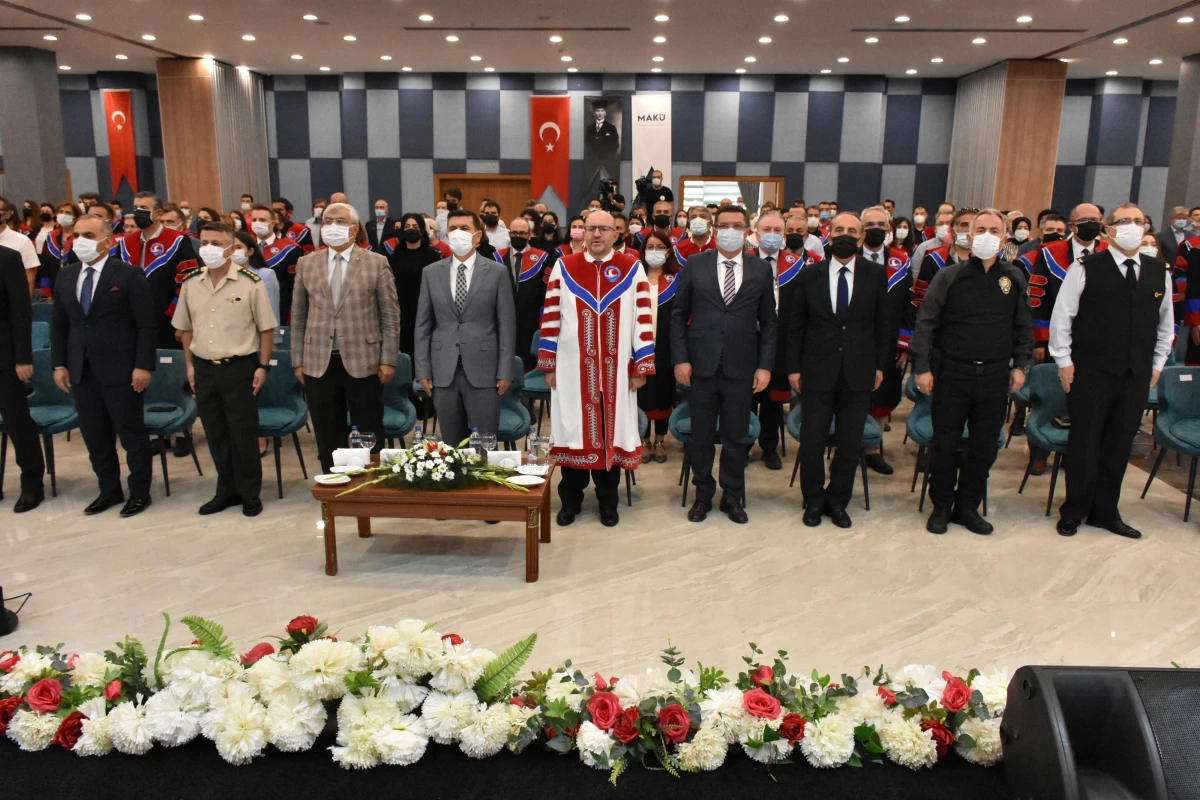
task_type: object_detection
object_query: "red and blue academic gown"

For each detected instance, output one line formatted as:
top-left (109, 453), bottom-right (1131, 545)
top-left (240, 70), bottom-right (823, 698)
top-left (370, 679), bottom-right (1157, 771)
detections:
top-left (1176, 235), bottom-right (1200, 363)
top-left (259, 236), bottom-right (302, 324)
top-left (637, 271), bottom-right (678, 423)
top-left (672, 235), bottom-right (716, 267)
top-left (633, 226), bottom-right (685, 248)
top-left (1015, 238), bottom-right (1109, 351)
top-left (280, 221), bottom-right (314, 254)
top-left (916, 226), bottom-right (937, 245)
top-left (867, 246), bottom-right (913, 418)
top-left (116, 226), bottom-right (198, 349)
top-left (39, 227), bottom-right (78, 299)
top-left (496, 245), bottom-right (555, 369)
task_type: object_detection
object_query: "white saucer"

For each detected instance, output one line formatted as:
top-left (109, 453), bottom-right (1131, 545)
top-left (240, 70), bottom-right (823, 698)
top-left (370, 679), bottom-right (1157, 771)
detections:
top-left (315, 474), bottom-right (351, 485)
top-left (508, 475), bottom-right (546, 486)
top-left (328, 465), bottom-right (354, 474)
top-left (516, 464), bottom-right (549, 476)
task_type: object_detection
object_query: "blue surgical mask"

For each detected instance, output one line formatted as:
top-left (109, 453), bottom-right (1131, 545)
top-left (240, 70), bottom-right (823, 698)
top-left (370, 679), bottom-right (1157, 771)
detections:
top-left (1175, 219), bottom-right (1190, 231)
top-left (819, 210), bottom-right (830, 222)
top-left (758, 232), bottom-right (784, 253)
top-left (375, 208), bottom-right (387, 218)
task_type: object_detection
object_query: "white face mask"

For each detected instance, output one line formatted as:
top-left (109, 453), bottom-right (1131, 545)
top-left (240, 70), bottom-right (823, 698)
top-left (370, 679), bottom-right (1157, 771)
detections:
top-left (182, 208), bottom-right (192, 218)
top-left (231, 250), bottom-right (250, 266)
top-left (447, 229), bottom-right (476, 258)
top-left (895, 226), bottom-right (909, 239)
top-left (1113, 223), bottom-right (1145, 251)
top-left (954, 231), bottom-right (970, 249)
top-left (321, 224), bottom-right (352, 247)
top-left (1013, 228), bottom-right (1030, 242)
top-left (970, 232), bottom-right (1001, 260)
top-left (884, 231), bottom-right (894, 247)
top-left (1139, 245), bottom-right (1158, 258)
top-left (716, 228), bottom-right (745, 252)
top-left (675, 217), bottom-right (687, 228)
top-left (71, 236), bottom-right (104, 263)
top-left (651, 178), bottom-right (662, 188)
top-left (913, 215), bottom-right (927, 227)
top-left (644, 249), bottom-right (668, 267)
top-left (240, 202), bottom-right (251, 211)
top-left (628, 222), bottom-right (642, 234)
top-left (57, 213), bottom-right (75, 228)
top-left (688, 217), bottom-right (709, 236)
top-left (313, 208), bottom-right (324, 219)
top-left (936, 224), bottom-right (950, 242)
top-left (198, 244), bottom-right (229, 267)
top-left (251, 221), bottom-right (273, 238)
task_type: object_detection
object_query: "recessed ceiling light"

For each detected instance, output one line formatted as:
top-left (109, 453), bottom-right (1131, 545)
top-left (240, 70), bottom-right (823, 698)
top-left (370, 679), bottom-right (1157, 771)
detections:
top-left (237, 65), bottom-right (249, 71)
top-left (59, 64), bottom-right (71, 70)
top-left (837, 57), bottom-right (849, 63)
top-left (43, 34), bottom-right (57, 40)
top-left (189, 14), bottom-right (204, 21)
top-left (75, 13), bottom-right (90, 21)
top-left (972, 37), bottom-right (986, 44)
top-left (931, 57), bottom-right (943, 63)
top-left (202, 53), bottom-right (214, 59)
top-left (1106, 70), bottom-right (1118, 75)
top-left (115, 54), bottom-right (127, 59)
top-left (402, 66), bottom-right (412, 71)
top-left (651, 67), bottom-right (662, 73)
top-left (820, 68), bottom-right (831, 74)
top-left (1179, 16), bottom-right (1194, 23)
top-left (1059, 58), bottom-right (1072, 62)
top-left (759, 36), bottom-right (772, 43)
top-left (291, 54), bottom-right (303, 60)
top-left (567, 67), bottom-right (577, 72)
top-left (654, 14), bottom-right (669, 21)
top-left (865, 37), bottom-right (878, 43)
top-left (242, 34), bottom-right (255, 41)
top-left (380, 55), bottom-right (392, 60)
top-left (141, 34), bottom-right (156, 41)
top-left (320, 66), bottom-right (331, 71)
top-left (1113, 37), bottom-right (1127, 44)
top-left (445, 35), bottom-right (458, 42)
top-left (652, 55), bottom-right (664, 62)
top-left (895, 15), bottom-right (909, 22)
top-left (470, 55), bottom-right (482, 61)
top-left (744, 56), bottom-right (756, 62)
top-left (654, 35), bottom-right (667, 43)
top-left (561, 55), bottom-right (572, 61)
top-left (906, 68), bottom-right (918, 74)
top-left (774, 14), bottom-right (789, 22)
top-left (735, 68), bottom-right (746, 74)
top-left (484, 67), bottom-right (494, 72)
top-left (418, 13), bottom-right (433, 21)
top-left (1016, 15), bottom-right (1032, 23)
top-left (343, 35), bottom-right (356, 41)
top-left (1149, 58), bottom-right (1163, 65)
top-left (549, 35), bottom-right (562, 43)
top-left (303, 14), bottom-right (317, 21)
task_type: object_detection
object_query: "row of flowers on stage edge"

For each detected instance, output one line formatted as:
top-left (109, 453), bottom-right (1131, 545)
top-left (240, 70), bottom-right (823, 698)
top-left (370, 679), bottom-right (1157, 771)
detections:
top-left (0, 615), bottom-right (1006, 780)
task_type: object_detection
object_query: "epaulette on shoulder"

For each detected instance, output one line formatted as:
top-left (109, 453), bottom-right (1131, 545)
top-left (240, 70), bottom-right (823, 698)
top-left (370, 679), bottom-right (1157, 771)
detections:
top-left (180, 267), bottom-right (204, 281)
top-left (239, 267), bottom-right (262, 282)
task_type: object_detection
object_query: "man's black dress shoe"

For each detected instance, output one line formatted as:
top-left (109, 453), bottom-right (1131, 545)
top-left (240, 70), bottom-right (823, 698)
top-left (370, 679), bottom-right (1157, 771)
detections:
top-left (803, 505), bottom-right (823, 527)
top-left (951, 505), bottom-right (993, 535)
top-left (243, 499), bottom-right (263, 517)
top-left (719, 495), bottom-right (748, 524)
top-left (199, 495), bottom-right (241, 515)
top-left (1088, 517), bottom-right (1141, 539)
top-left (864, 453), bottom-right (894, 475)
top-left (599, 507), bottom-right (619, 527)
top-left (1057, 517), bottom-right (1080, 537)
top-left (14, 488), bottom-right (44, 513)
top-left (120, 497), bottom-right (152, 517)
top-left (825, 503), bottom-right (852, 529)
top-left (85, 492), bottom-right (124, 515)
top-left (927, 505), bottom-right (952, 534)
top-left (687, 500), bottom-right (711, 523)
top-left (761, 451), bottom-right (782, 470)
top-left (173, 437), bottom-right (191, 458)
top-left (556, 506), bottom-right (580, 526)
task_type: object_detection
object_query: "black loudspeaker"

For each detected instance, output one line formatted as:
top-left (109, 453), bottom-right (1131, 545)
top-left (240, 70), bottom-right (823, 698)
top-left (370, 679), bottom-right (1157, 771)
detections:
top-left (1002, 665), bottom-right (1200, 800)
top-left (0, 586), bottom-right (28, 637)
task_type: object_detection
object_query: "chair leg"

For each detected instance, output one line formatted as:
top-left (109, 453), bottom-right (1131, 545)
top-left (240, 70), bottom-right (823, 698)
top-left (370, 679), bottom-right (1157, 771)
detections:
top-left (292, 432), bottom-right (308, 479)
top-left (680, 454), bottom-right (691, 508)
top-left (274, 437), bottom-right (284, 499)
top-left (910, 446), bottom-right (924, 493)
top-left (1018, 448), bottom-right (1034, 494)
top-left (185, 427), bottom-right (203, 476)
top-left (1141, 447), bottom-right (1168, 498)
top-left (625, 469), bottom-right (632, 507)
top-left (42, 434), bottom-right (56, 497)
top-left (387, 438), bottom-right (394, 449)
top-left (1151, 411), bottom-right (1158, 449)
top-left (789, 446), bottom-right (801, 488)
top-left (158, 435), bottom-right (171, 497)
top-left (918, 460), bottom-right (931, 512)
top-left (1045, 452), bottom-right (1061, 517)
top-left (1186, 457), bottom-right (1198, 523)
top-left (678, 452), bottom-right (687, 486)
top-left (536, 400), bottom-right (545, 436)
top-left (0, 431), bottom-right (7, 498)
top-left (779, 421), bottom-right (787, 458)
top-left (860, 453), bottom-right (870, 511)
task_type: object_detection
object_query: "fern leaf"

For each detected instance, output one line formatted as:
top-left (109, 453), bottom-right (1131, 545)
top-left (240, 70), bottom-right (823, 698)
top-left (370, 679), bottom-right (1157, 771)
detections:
top-left (474, 632), bottom-right (537, 703)
top-left (120, 636), bottom-right (149, 696)
top-left (153, 612), bottom-right (171, 688)
top-left (608, 757), bottom-right (628, 786)
top-left (181, 615), bottom-right (236, 660)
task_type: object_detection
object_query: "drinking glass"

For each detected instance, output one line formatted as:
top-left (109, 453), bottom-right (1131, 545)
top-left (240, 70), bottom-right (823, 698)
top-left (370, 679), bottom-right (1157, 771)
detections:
top-left (360, 431), bottom-right (377, 452)
top-left (481, 432), bottom-right (497, 453)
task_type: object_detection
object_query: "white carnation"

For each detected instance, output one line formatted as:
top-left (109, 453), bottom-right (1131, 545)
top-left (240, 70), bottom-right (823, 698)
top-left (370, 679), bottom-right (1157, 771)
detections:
top-left (288, 639), bottom-right (362, 701)
top-left (144, 686), bottom-right (205, 746)
top-left (108, 701), bottom-right (154, 755)
top-left (421, 689), bottom-right (479, 744)
top-left (72, 698), bottom-right (113, 757)
top-left (365, 625), bottom-right (402, 655)
top-left (0, 652), bottom-right (53, 694)
top-left (162, 650), bottom-right (244, 706)
top-left (956, 717), bottom-right (1003, 766)
top-left (330, 725), bottom-right (381, 769)
top-left (892, 664), bottom-right (946, 703)
top-left (264, 688), bottom-right (327, 752)
top-left (611, 672), bottom-right (651, 707)
top-left (740, 719), bottom-right (793, 764)
top-left (5, 709), bottom-right (61, 751)
top-left (799, 712), bottom-right (855, 768)
top-left (836, 689), bottom-right (888, 729)
top-left (543, 672), bottom-right (584, 710)
top-left (972, 668), bottom-right (1011, 715)
top-left (246, 655), bottom-right (292, 701)
top-left (336, 692), bottom-right (396, 738)
top-left (202, 683), bottom-right (269, 765)
top-left (373, 714), bottom-right (428, 766)
top-left (698, 687), bottom-right (751, 743)
top-left (675, 724), bottom-right (728, 771)
top-left (879, 713), bottom-right (937, 770)
top-left (377, 676), bottom-right (429, 712)
top-left (645, 665), bottom-right (699, 697)
top-left (428, 641), bottom-right (494, 694)
top-left (458, 702), bottom-right (513, 759)
top-left (380, 619), bottom-right (442, 679)
top-left (576, 720), bottom-right (616, 769)
top-left (70, 653), bottom-right (118, 689)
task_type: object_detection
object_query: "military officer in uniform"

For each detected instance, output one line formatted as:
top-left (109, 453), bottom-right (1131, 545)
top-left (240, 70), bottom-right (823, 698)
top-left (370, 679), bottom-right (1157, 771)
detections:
top-left (173, 222), bottom-right (278, 517)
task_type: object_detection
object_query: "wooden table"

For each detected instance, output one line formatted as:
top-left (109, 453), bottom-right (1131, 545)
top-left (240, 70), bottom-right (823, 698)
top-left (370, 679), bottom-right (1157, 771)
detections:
top-left (310, 461), bottom-right (554, 582)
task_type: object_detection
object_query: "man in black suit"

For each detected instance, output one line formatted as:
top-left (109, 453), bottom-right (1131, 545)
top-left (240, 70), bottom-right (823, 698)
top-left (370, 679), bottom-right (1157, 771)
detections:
top-left (0, 244), bottom-right (44, 511)
top-left (671, 205), bottom-right (778, 524)
top-left (787, 211), bottom-right (889, 528)
top-left (51, 214), bottom-right (157, 517)
top-left (367, 199), bottom-right (398, 251)
top-left (1156, 205), bottom-right (1190, 269)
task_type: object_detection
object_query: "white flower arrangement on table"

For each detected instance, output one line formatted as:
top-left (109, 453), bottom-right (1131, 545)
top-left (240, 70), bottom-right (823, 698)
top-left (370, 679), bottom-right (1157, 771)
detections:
top-left (0, 615), bottom-right (1009, 781)
top-left (336, 439), bottom-right (528, 493)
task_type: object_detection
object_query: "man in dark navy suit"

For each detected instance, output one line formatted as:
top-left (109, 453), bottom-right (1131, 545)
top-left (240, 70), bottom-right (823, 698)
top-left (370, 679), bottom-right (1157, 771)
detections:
top-left (0, 244), bottom-right (43, 511)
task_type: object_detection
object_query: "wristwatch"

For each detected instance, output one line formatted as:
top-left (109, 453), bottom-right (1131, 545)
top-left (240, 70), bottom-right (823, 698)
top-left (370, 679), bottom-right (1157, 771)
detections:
top-left (258, 362), bottom-right (272, 372)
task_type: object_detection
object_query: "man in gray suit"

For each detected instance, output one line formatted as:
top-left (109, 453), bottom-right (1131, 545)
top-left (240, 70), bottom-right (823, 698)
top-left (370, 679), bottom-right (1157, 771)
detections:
top-left (415, 209), bottom-right (516, 448)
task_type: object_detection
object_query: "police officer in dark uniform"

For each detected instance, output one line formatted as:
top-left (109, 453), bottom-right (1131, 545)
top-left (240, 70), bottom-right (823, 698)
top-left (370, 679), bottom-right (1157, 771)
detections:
top-left (173, 222), bottom-right (278, 517)
top-left (910, 209), bottom-right (1033, 536)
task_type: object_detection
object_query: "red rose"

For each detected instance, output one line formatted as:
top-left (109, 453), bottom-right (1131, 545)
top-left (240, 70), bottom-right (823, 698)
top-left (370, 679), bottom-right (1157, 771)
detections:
top-left (240, 642), bottom-right (275, 666)
top-left (586, 691), bottom-right (622, 731)
top-left (510, 696), bottom-right (526, 708)
top-left (104, 680), bottom-right (122, 701)
top-left (743, 688), bottom-right (782, 720)
top-left (442, 633), bottom-right (464, 646)
top-left (921, 719), bottom-right (956, 758)
top-left (286, 615), bottom-right (319, 636)
top-left (778, 713), bottom-right (806, 744)
top-left (750, 665), bottom-right (774, 689)
top-left (67, 654), bottom-right (79, 668)
top-left (613, 707), bottom-right (641, 744)
top-left (25, 678), bottom-right (63, 713)
top-left (0, 651), bottom-right (19, 673)
top-left (940, 671), bottom-right (970, 713)
top-left (878, 686), bottom-right (898, 706)
top-left (658, 703), bottom-right (691, 744)
top-left (53, 711), bottom-right (87, 750)
top-left (0, 696), bottom-right (22, 735)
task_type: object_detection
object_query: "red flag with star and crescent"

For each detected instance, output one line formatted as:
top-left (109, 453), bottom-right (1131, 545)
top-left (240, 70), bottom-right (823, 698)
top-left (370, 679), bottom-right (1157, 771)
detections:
top-left (530, 95), bottom-right (569, 204)
top-left (104, 90), bottom-right (138, 195)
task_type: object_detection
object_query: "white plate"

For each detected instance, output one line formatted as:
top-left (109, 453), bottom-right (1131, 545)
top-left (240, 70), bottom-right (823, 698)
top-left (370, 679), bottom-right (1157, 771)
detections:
top-left (516, 464), bottom-right (549, 476)
top-left (315, 474), bottom-right (351, 485)
top-left (508, 475), bottom-right (546, 486)
top-left (328, 465), bottom-right (354, 474)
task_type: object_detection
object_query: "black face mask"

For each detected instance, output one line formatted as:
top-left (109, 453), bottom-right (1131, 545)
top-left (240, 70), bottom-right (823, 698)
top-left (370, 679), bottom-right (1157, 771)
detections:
top-left (829, 234), bottom-right (859, 260)
top-left (785, 233), bottom-right (806, 251)
top-left (402, 228), bottom-right (423, 243)
top-left (40, 212), bottom-right (53, 223)
top-left (653, 214), bottom-right (671, 229)
top-left (481, 213), bottom-right (499, 228)
top-left (1042, 232), bottom-right (1065, 244)
top-left (133, 208), bottom-right (154, 230)
top-left (509, 235), bottom-right (529, 251)
top-left (542, 221), bottom-right (557, 235)
top-left (863, 228), bottom-right (887, 249)
top-left (446, 201), bottom-right (459, 212)
top-left (1073, 220), bottom-right (1101, 242)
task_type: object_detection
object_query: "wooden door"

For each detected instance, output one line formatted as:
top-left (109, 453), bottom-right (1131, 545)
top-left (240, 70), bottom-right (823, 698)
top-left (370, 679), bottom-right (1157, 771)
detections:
top-left (434, 174), bottom-right (531, 224)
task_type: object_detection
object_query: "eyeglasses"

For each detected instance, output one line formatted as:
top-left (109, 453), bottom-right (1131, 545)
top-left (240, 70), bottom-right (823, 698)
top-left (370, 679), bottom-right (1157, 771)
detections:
top-left (862, 221), bottom-right (888, 229)
top-left (1071, 217), bottom-right (1102, 225)
top-left (584, 226), bottom-right (613, 233)
top-left (323, 216), bottom-right (353, 226)
top-left (1111, 217), bottom-right (1147, 227)
top-left (715, 223), bottom-right (747, 230)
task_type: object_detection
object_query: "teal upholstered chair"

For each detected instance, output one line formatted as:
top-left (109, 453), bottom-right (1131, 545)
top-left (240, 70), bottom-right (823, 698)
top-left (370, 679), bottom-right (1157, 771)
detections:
top-left (382, 353), bottom-right (418, 448)
top-left (521, 333), bottom-right (551, 434)
top-left (668, 401), bottom-right (761, 507)
top-left (497, 356), bottom-right (532, 450)
top-left (142, 350), bottom-right (201, 496)
top-left (30, 321), bottom-right (50, 351)
top-left (257, 349), bottom-right (309, 498)
top-left (785, 400), bottom-right (882, 511)
top-left (1019, 363), bottom-right (1070, 516)
top-left (31, 303), bottom-right (53, 324)
top-left (275, 326), bottom-right (291, 351)
top-left (2, 349), bottom-right (79, 496)
top-left (1141, 366), bottom-right (1200, 519)
top-left (1004, 382), bottom-right (1031, 448)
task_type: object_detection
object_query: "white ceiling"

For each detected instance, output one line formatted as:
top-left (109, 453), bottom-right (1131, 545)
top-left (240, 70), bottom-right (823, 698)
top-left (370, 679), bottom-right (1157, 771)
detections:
top-left (0, 0), bottom-right (1196, 79)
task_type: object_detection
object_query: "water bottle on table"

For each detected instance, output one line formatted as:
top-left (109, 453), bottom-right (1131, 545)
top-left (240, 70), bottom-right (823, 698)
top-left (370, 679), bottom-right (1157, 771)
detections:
top-left (469, 427), bottom-right (482, 458)
top-left (412, 425), bottom-right (424, 449)
top-left (348, 426), bottom-right (362, 449)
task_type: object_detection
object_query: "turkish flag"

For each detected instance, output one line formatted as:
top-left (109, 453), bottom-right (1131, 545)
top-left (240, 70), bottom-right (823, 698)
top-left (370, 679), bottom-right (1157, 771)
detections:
top-left (530, 96), bottom-right (569, 204)
top-left (103, 90), bottom-right (138, 195)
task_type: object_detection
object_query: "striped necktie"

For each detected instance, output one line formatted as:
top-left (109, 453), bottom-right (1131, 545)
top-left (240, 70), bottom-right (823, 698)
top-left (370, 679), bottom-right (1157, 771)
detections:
top-left (723, 260), bottom-right (736, 304)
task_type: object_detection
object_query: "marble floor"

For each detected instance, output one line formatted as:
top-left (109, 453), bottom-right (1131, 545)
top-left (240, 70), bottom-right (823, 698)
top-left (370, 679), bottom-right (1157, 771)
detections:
top-left (4, 402), bottom-right (1200, 681)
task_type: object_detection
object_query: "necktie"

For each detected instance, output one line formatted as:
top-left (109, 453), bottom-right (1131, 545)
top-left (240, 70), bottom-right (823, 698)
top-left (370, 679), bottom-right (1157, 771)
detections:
top-left (455, 261), bottom-right (468, 315)
top-left (329, 253), bottom-right (345, 307)
top-left (723, 260), bottom-right (737, 305)
top-left (1123, 259), bottom-right (1138, 292)
top-left (1080, 247), bottom-right (1090, 263)
top-left (836, 266), bottom-right (849, 319)
top-left (80, 266), bottom-right (95, 315)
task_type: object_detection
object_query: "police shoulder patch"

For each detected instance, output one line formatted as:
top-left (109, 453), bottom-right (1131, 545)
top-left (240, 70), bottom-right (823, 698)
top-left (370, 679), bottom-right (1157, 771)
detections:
top-left (239, 267), bottom-right (262, 282)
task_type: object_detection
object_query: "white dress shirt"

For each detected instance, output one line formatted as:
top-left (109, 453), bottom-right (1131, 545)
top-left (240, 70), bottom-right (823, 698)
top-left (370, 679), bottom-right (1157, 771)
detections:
top-left (1048, 249), bottom-right (1175, 371)
top-left (716, 251), bottom-right (744, 295)
top-left (1071, 236), bottom-right (1098, 263)
top-left (486, 224), bottom-right (510, 251)
top-left (0, 227), bottom-right (40, 270)
top-left (75, 257), bottom-right (107, 302)
top-left (450, 251), bottom-right (479, 304)
top-left (862, 245), bottom-right (886, 265)
top-left (760, 250), bottom-right (781, 309)
top-left (828, 256), bottom-right (856, 309)
top-left (803, 233), bottom-right (823, 253)
top-left (375, 219), bottom-right (387, 243)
